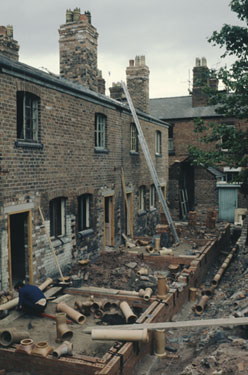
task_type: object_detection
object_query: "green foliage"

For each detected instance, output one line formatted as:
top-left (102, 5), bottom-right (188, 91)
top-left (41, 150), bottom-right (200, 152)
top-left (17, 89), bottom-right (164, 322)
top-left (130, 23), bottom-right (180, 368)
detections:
top-left (189, 0), bottom-right (248, 184)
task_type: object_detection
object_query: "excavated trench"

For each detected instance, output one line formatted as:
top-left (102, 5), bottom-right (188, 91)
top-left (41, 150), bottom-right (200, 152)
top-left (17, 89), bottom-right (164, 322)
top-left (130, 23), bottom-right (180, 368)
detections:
top-left (0, 221), bottom-right (247, 375)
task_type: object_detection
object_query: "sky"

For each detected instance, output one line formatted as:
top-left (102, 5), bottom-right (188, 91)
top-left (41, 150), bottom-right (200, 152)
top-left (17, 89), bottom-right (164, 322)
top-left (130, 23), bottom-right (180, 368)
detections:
top-left (0, 0), bottom-right (241, 98)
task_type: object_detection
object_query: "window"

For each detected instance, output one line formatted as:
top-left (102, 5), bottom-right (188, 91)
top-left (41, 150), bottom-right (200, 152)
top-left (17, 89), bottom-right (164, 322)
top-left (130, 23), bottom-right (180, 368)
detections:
top-left (150, 184), bottom-right (156, 209)
top-left (95, 114), bottom-right (106, 148)
top-left (139, 186), bottom-right (146, 211)
top-left (168, 125), bottom-right (174, 153)
top-left (155, 130), bottom-right (162, 155)
top-left (130, 123), bottom-right (138, 152)
top-left (223, 167), bottom-right (241, 183)
top-left (49, 197), bottom-right (66, 238)
top-left (221, 124), bottom-right (235, 151)
top-left (17, 91), bottom-right (39, 141)
top-left (78, 194), bottom-right (92, 231)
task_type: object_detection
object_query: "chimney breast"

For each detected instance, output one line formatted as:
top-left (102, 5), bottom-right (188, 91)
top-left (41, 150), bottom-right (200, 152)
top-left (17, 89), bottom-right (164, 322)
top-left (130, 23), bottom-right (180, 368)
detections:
top-left (126, 55), bottom-right (150, 113)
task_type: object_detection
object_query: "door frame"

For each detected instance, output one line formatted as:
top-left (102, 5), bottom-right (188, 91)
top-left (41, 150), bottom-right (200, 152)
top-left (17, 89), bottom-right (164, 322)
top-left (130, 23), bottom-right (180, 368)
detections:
top-left (125, 191), bottom-right (133, 237)
top-left (7, 209), bottom-right (33, 289)
top-left (103, 194), bottom-right (115, 248)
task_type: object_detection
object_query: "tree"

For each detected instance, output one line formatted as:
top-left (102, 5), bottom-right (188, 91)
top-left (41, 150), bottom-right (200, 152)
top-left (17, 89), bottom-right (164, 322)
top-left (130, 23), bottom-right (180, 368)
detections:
top-left (188, 0), bottom-right (248, 187)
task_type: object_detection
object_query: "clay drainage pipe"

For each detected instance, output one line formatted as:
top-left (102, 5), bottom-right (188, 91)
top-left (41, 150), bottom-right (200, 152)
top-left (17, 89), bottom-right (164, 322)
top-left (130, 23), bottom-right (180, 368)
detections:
top-left (119, 301), bottom-right (137, 324)
top-left (91, 328), bottom-right (149, 343)
top-left (194, 295), bottom-right (209, 315)
top-left (53, 341), bottom-right (73, 359)
top-left (211, 246), bottom-right (238, 288)
top-left (143, 288), bottom-right (153, 301)
top-left (0, 328), bottom-right (30, 347)
top-left (56, 302), bottom-right (86, 325)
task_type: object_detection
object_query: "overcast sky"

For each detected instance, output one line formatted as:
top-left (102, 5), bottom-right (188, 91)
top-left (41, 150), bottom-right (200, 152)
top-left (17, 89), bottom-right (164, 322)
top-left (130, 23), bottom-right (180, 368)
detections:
top-left (0, 0), bottom-right (240, 98)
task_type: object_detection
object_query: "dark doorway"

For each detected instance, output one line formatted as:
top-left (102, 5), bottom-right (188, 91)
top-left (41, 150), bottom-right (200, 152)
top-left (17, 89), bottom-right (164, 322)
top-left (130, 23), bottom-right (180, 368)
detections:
top-left (179, 162), bottom-right (195, 219)
top-left (10, 212), bottom-right (28, 283)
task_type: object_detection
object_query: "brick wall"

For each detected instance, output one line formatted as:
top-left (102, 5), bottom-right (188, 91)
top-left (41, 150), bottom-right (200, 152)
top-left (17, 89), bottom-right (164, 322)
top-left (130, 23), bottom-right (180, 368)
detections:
top-left (0, 64), bottom-right (168, 286)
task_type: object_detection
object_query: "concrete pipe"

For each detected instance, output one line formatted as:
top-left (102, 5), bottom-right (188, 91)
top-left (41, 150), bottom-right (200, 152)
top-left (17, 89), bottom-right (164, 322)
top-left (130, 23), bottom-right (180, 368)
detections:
top-left (119, 301), bottom-right (137, 324)
top-left (157, 275), bottom-right (168, 299)
top-left (56, 302), bottom-right (86, 325)
top-left (194, 295), bottom-right (209, 315)
top-left (32, 341), bottom-right (54, 357)
top-left (53, 341), bottom-right (73, 359)
top-left (0, 328), bottom-right (30, 347)
top-left (189, 287), bottom-right (198, 302)
top-left (143, 288), bottom-right (153, 301)
top-left (16, 338), bottom-right (35, 355)
top-left (137, 267), bottom-right (149, 276)
top-left (56, 312), bottom-right (73, 342)
top-left (91, 328), bottom-right (149, 343)
top-left (153, 329), bottom-right (166, 357)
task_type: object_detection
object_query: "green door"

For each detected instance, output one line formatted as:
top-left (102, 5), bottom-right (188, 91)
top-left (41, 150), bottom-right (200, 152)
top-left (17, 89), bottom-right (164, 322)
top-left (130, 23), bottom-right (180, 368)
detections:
top-left (218, 184), bottom-right (239, 222)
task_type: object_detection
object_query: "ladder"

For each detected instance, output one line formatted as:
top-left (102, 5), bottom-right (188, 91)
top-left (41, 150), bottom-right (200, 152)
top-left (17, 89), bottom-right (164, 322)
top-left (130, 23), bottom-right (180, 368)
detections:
top-left (121, 81), bottom-right (179, 243)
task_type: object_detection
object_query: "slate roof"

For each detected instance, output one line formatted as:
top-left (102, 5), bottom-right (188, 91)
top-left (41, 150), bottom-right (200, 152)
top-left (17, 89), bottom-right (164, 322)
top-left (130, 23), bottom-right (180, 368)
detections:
top-left (0, 54), bottom-right (167, 128)
top-left (150, 96), bottom-right (221, 121)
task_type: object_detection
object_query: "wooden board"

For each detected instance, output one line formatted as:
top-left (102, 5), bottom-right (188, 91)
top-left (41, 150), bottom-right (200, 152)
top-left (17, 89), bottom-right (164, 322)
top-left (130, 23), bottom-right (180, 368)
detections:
top-left (84, 316), bottom-right (248, 333)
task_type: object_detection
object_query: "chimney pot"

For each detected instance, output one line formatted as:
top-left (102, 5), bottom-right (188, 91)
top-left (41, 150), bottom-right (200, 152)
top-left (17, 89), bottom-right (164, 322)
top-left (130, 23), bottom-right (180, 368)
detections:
top-left (129, 59), bottom-right (134, 67)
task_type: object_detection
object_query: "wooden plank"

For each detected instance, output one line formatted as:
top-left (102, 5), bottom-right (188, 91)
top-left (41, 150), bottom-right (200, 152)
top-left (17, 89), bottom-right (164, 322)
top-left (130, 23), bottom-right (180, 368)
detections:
top-left (44, 286), bottom-right (62, 298)
top-left (84, 317), bottom-right (248, 333)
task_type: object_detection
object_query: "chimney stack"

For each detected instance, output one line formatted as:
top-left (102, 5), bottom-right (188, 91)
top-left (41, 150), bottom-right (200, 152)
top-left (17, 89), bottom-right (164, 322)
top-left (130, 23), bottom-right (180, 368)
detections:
top-left (59, 8), bottom-right (105, 93)
top-left (192, 57), bottom-right (218, 107)
top-left (109, 82), bottom-right (125, 102)
top-left (0, 25), bottom-right (19, 61)
top-left (126, 55), bottom-right (150, 113)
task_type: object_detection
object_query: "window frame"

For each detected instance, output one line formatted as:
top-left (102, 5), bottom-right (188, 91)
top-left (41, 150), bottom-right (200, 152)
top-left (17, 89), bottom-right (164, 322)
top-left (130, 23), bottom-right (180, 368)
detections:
top-left (78, 194), bottom-right (92, 232)
top-left (139, 185), bottom-right (146, 211)
top-left (150, 184), bottom-right (156, 210)
top-left (49, 197), bottom-right (66, 239)
top-left (130, 123), bottom-right (139, 153)
top-left (95, 113), bottom-right (106, 149)
top-left (16, 91), bottom-right (40, 142)
top-left (155, 130), bottom-right (162, 155)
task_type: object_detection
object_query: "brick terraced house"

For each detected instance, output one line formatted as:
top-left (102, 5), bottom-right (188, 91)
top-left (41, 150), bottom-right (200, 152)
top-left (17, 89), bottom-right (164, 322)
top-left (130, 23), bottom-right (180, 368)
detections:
top-left (0, 10), bottom-right (169, 290)
top-left (150, 57), bottom-right (248, 223)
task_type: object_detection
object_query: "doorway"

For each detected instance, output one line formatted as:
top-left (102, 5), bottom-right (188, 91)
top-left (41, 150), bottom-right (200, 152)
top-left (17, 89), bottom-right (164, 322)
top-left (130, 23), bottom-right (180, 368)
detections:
top-left (104, 196), bottom-right (114, 247)
top-left (8, 211), bottom-right (33, 288)
top-left (125, 192), bottom-right (133, 237)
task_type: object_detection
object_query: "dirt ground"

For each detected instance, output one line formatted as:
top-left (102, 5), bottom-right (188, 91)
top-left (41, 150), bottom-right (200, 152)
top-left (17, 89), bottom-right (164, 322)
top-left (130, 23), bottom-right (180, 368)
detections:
top-left (1, 222), bottom-right (248, 375)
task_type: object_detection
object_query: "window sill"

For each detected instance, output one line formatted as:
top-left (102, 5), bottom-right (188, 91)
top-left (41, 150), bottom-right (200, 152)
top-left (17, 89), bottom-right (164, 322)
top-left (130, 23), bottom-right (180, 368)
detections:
top-left (155, 153), bottom-right (162, 157)
top-left (15, 140), bottom-right (43, 149)
top-left (94, 147), bottom-right (109, 154)
top-left (130, 151), bottom-right (139, 156)
top-left (78, 229), bottom-right (94, 238)
top-left (51, 236), bottom-right (70, 248)
top-left (138, 210), bottom-right (147, 217)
